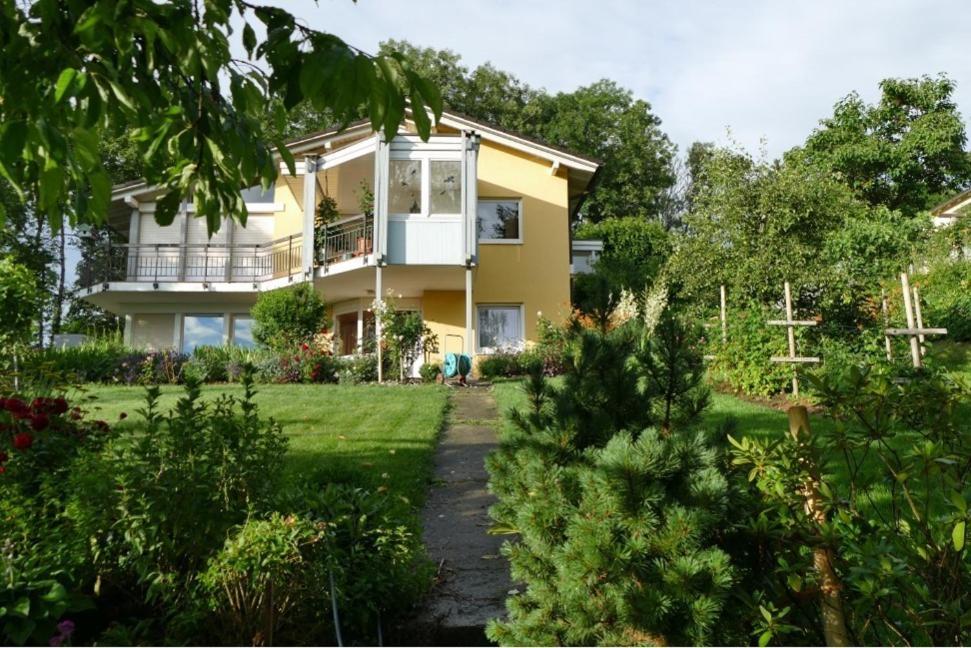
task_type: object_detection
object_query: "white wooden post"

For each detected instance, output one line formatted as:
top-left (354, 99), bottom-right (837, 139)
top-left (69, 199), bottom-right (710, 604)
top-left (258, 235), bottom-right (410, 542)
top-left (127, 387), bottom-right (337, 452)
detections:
top-left (900, 273), bottom-right (921, 368)
top-left (302, 156), bottom-right (317, 276)
top-left (884, 273), bottom-right (947, 369)
top-left (881, 289), bottom-right (893, 362)
top-left (720, 284), bottom-right (727, 344)
top-left (465, 267), bottom-right (474, 356)
top-left (376, 266), bottom-right (383, 383)
top-left (768, 281), bottom-right (820, 398)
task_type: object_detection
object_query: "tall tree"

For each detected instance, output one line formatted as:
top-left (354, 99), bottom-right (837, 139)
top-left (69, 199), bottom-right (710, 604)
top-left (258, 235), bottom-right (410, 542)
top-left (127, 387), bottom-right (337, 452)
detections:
top-left (799, 75), bottom-right (971, 215)
top-left (376, 43), bottom-right (677, 223)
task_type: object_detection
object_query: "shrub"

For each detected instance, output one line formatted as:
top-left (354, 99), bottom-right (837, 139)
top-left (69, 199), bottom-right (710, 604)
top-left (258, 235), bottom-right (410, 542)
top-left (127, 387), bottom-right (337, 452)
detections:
top-left (67, 374), bottom-right (289, 614)
top-left (731, 362), bottom-right (971, 645)
top-left (477, 351), bottom-right (529, 380)
top-left (486, 291), bottom-right (734, 645)
top-left (375, 297), bottom-right (438, 382)
top-left (706, 302), bottom-right (793, 397)
top-left (337, 354), bottom-right (378, 384)
top-left (418, 362), bottom-right (441, 383)
top-left (251, 284), bottom-right (327, 351)
top-left (202, 485), bottom-right (431, 646)
top-left (918, 259), bottom-right (971, 341)
top-left (0, 394), bottom-right (109, 645)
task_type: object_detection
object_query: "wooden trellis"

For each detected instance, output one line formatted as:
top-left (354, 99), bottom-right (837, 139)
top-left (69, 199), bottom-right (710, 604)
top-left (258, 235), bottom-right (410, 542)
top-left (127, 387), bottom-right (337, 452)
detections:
top-left (768, 281), bottom-right (820, 397)
top-left (884, 272), bottom-right (947, 369)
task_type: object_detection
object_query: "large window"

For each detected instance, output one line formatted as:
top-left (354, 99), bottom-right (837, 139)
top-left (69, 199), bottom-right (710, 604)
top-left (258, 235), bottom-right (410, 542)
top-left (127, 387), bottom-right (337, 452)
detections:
top-left (182, 314), bottom-right (225, 353)
top-left (477, 199), bottom-right (522, 243)
top-left (240, 183), bottom-right (275, 203)
top-left (389, 160), bottom-right (422, 214)
top-left (477, 305), bottom-right (524, 353)
top-left (232, 315), bottom-right (255, 348)
top-left (430, 160), bottom-right (461, 214)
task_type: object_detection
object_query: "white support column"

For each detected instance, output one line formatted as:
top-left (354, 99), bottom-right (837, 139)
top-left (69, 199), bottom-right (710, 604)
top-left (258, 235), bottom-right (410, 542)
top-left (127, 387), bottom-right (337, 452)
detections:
top-left (356, 302), bottom-right (364, 354)
top-left (123, 314), bottom-right (134, 346)
top-left (128, 208), bottom-right (140, 281)
top-left (463, 131), bottom-right (480, 266)
top-left (374, 135), bottom-right (390, 263)
top-left (376, 265), bottom-right (384, 383)
top-left (222, 312), bottom-right (232, 345)
top-left (173, 313), bottom-right (184, 353)
top-left (465, 268), bottom-right (474, 356)
top-left (302, 156), bottom-right (317, 276)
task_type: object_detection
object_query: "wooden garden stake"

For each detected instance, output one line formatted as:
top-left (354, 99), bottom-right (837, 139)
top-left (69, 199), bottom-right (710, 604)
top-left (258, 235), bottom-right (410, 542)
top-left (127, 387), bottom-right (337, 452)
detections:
top-left (768, 282), bottom-right (820, 397)
top-left (720, 284), bottom-right (727, 343)
top-left (788, 406), bottom-right (850, 648)
top-left (912, 285), bottom-right (926, 358)
top-left (881, 289), bottom-right (892, 362)
top-left (884, 273), bottom-right (947, 369)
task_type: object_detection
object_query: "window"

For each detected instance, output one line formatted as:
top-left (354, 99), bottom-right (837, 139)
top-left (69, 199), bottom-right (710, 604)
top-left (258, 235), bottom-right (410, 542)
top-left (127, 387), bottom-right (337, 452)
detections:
top-left (240, 184), bottom-right (275, 203)
top-left (232, 315), bottom-right (255, 348)
top-left (389, 160), bottom-right (422, 214)
top-left (430, 160), bottom-right (461, 214)
top-left (477, 200), bottom-right (522, 242)
top-left (182, 314), bottom-right (225, 353)
top-left (477, 305), bottom-right (524, 353)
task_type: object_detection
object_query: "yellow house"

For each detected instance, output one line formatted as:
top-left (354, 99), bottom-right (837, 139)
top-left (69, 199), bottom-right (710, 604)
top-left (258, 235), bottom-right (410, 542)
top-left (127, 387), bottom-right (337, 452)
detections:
top-left (79, 110), bottom-right (600, 376)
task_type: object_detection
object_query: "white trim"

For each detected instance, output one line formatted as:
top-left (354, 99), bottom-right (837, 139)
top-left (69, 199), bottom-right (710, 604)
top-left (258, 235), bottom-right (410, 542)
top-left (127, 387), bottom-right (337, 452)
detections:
top-left (477, 198), bottom-right (524, 245)
top-left (139, 202), bottom-right (284, 215)
top-left (475, 303), bottom-right (525, 354)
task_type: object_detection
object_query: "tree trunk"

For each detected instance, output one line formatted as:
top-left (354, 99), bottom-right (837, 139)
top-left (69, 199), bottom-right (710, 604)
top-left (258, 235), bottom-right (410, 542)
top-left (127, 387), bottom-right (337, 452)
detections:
top-left (788, 406), bottom-right (850, 647)
top-left (51, 223), bottom-right (66, 341)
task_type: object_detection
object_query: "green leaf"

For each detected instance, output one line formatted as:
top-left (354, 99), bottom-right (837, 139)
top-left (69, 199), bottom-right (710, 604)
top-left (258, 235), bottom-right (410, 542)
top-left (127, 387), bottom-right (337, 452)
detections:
top-left (276, 140), bottom-right (295, 176)
top-left (759, 605), bottom-right (772, 622)
top-left (242, 23), bottom-right (257, 57)
top-left (54, 68), bottom-right (79, 104)
top-left (6, 617), bottom-right (35, 645)
top-left (87, 169), bottom-right (112, 222)
top-left (11, 596), bottom-right (30, 617)
top-left (41, 582), bottom-right (67, 603)
top-left (758, 630), bottom-right (773, 647)
top-left (954, 520), bottom-right (966, 552)
top-left (951, 490), bottom-right (967, 514)
top-left (72, 128), bottom-right (100, 171)
top-left (155, 191), bottom-right (183, 227)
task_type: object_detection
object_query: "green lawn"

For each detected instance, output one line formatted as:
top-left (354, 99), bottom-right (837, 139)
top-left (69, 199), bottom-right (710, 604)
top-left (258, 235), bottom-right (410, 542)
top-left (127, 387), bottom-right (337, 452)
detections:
top-left (70, 383), bottom-right (450, 508)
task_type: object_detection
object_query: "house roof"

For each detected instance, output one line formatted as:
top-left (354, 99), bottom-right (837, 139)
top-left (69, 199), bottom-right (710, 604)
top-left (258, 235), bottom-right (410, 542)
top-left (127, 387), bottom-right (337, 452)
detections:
top-left (107, 108), bottom-right (602, 228)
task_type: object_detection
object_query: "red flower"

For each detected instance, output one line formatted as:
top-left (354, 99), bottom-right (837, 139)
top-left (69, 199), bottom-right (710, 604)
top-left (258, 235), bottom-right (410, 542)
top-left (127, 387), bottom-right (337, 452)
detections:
top-left (3, 398), bottom-right (29, 418)
top-left (301, 343), bottom-right (309, 351)
top-left (0, 451), bottom-right (8, 463)
top-left (31, 397), bottom-right (46, 412)
top-left (29, 413), bottom-right (49, 431)
top-left (0, 466), bottom-right (5, 474)
top-left (12, 433), bottom-right (33, 450)
top-left (93, 420), bottom-right (110, 432)
top-left (51, 398), bottom-right (69, 415)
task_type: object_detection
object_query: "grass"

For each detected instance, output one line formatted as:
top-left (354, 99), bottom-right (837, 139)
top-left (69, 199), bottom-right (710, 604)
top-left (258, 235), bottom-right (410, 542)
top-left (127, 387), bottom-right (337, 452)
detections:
top-left (70, 382), bottom-right (450, 508)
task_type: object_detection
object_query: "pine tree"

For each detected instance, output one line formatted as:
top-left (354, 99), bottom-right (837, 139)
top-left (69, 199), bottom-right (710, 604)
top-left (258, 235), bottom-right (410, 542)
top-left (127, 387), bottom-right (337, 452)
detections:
top-left (486, 292), bottom-right (735, 646)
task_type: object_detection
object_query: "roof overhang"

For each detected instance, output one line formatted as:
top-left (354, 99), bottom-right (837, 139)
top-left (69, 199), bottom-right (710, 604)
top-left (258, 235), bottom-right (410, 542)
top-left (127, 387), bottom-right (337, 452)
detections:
top-left (106, 108), bottom-right (602, 226)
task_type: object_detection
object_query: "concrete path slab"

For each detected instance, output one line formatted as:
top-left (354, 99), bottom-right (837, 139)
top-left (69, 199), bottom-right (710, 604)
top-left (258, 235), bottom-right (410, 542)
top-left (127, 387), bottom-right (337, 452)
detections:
top-left (403, 387), bottom-right (510, 646)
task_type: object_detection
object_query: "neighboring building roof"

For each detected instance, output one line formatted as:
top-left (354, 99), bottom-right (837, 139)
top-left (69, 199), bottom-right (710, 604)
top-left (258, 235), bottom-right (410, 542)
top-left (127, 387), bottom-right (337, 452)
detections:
top-left (930, 188), bottom-right (971, 217)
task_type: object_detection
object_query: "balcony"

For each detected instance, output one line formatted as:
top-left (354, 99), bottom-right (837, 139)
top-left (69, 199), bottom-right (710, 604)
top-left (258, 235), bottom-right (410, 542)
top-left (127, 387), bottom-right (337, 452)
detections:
top-left (316, 214), bottom-right (374, 269)
top-left (80, 235), bottom-right (304, 286)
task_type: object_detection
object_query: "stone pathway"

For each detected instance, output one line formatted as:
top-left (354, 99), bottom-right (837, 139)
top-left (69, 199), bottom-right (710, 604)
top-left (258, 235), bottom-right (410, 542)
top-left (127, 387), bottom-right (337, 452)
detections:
top-left (409, 387), bottom-right (510, 646)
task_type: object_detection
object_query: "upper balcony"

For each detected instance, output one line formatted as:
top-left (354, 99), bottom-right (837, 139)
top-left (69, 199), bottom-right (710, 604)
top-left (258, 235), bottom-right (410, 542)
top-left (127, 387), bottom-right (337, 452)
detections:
top-left (80, 127), bottom-right (482, 303)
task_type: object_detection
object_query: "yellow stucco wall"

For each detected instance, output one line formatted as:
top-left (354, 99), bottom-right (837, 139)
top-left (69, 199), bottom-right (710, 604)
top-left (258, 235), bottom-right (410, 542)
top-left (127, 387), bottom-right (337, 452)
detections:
top-left (423, 291), bottom-right (466, 363)
top-left (273, 175), bottom-right (304, 239)
top-left (473, 139), bottom-right (572, 343)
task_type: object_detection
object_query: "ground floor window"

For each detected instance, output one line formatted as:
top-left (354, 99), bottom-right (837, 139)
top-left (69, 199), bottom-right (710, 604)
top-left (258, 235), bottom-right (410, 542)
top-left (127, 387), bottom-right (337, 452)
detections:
top-left (182, 314), bottom-right (224, 353)
top-left (477, 304), bottom-right (524, 353)
top-left (231, 315), bottom-right (255, 348)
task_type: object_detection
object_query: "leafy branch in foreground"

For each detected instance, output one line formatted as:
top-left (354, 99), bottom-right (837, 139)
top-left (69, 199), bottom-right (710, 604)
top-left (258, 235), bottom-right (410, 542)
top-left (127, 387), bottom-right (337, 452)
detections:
top-left (0, 0), bottom-right (442, 233)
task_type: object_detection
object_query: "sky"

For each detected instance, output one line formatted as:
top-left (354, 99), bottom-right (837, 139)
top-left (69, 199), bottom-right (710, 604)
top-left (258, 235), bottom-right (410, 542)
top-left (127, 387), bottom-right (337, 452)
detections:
top-left (274, 0), bottom-right (971, 158)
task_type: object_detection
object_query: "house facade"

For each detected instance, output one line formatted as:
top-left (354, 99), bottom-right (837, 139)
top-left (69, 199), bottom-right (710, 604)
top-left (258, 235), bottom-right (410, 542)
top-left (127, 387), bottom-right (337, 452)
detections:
top-left (80, 111), bottom-right (600, 372)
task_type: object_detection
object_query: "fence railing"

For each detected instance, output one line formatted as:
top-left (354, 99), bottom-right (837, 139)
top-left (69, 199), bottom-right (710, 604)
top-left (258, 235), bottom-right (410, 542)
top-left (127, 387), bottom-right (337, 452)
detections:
top-left (79, 235), bottom-right (304, 286)
top-left (317, 214), bottom-right (373, 267)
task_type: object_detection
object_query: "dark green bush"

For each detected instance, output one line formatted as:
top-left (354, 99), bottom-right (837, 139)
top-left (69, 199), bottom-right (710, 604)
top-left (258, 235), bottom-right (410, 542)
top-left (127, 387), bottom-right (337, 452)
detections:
top-left (201, 484), bottom-right (430, 645)
top-left (337, 354), bottom-right (379, 384)
top-left (251, 284), bottom-right (327, 351)
top-left (418, 361), bottom-right (441, 383)
top-left (486, 299), bottom-right (734, 645)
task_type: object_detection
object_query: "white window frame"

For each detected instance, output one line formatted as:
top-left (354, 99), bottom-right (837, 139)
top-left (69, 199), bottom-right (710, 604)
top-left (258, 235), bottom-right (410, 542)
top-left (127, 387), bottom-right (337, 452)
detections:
top-left (388, 151), bottom-right (463, 220)
top-left (476, 303), bottom-right (525, 354)
top-left (477, 198), bottom-right (523, 245)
